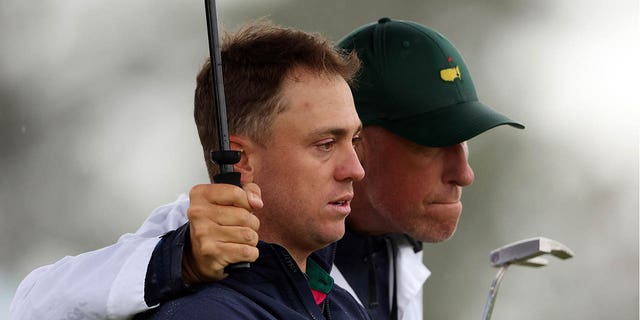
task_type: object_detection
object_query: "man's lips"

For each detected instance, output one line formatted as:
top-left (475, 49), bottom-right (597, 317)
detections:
top-left (424, 201), bottom-right (463, 215)
top-left (328, 194), bottom-right (354, 214)
top-left (428, 200), bottom-right (461, 205)
top-left (329, 194), bottom-right (353, 206)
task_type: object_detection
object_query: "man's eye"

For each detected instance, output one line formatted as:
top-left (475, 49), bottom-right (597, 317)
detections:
top-left (317, 140), bottom-right (336, 151)
top-left (352, 135), bottom-right (362, 149)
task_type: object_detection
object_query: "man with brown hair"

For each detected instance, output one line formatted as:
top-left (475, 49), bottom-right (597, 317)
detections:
top-left (11, 20), bottom-right (369, 320)
top-left (134, 21), bottom-right (368, 319)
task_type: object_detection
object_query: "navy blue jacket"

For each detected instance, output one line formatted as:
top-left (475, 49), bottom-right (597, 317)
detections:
top-left (136, 241), bottom-right (370, 320)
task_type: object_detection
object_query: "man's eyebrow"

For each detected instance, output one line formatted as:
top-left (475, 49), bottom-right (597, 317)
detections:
top-left (308, 124), bottom-right (363, 138)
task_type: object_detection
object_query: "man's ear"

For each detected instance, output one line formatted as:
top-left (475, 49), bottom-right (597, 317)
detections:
top-left (229, 135), bottom-right (255, 184)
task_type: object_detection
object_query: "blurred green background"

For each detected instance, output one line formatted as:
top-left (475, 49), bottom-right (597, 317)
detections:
top-left (1, 0), bottom-right (638, 319)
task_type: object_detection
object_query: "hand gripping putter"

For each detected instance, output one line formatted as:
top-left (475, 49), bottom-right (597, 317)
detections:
top-left (203, 0), bottom-right (248, 271)
top-left (481, 237), bottom-right (574, 320)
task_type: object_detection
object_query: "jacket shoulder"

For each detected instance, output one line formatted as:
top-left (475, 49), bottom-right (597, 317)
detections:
top-left (328, 285), bottom-right (371, 319)
top-left (135, 286), bottom-right (266, 320)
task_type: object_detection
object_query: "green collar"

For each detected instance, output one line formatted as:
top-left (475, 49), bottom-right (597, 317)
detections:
top-left (306, 258), bottom-right (334, 294)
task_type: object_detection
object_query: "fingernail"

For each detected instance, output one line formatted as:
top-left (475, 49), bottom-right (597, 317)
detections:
top-left (250, 191), bottom-right (263, 207)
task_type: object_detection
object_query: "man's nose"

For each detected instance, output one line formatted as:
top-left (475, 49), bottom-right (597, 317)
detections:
top-left (443, 142), bottom-right (474, 186)
top-left (335, 144), bottom-right (365, 182)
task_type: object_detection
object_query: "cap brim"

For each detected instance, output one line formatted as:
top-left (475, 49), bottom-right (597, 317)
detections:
top-left (380, 101), bottom-right (525, 147)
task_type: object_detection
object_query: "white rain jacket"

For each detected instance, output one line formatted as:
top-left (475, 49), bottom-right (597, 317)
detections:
top-left (10, 195), bottom-right (430, 320)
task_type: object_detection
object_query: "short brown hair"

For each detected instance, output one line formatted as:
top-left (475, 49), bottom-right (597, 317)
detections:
top-left (194, 20), bottom-right (360, 181)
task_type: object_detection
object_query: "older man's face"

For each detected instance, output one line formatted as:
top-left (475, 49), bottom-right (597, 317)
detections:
top-left (350, 127), bottom-right (475, 242)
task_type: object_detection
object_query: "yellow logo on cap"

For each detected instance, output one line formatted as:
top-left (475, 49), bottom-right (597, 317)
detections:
top-left (440, 66), bottom-right (461, 82)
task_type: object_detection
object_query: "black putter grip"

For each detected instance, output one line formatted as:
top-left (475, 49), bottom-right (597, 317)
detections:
top-left (212, 171), bottom-right (241, 186)
top-left (212, 171), bottom-right (251, 271)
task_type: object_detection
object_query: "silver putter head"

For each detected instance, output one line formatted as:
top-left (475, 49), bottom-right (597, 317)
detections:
top-left (489, 237), bottom-right (574, 267)
top-left (482, 237), bottom-right (574, 320)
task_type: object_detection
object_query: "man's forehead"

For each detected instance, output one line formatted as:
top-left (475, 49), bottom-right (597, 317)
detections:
top-left (276, 73), bottom-right (357, 118)
top-left (284, 66), bottom-right (337, 82)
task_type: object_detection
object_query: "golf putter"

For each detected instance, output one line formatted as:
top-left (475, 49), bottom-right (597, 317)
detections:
top-left (481, 237), bottom-right (574, 320)
top-left (204, 0), bottom-right (248, 272)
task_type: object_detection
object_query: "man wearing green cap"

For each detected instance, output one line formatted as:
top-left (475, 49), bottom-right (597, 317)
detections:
top-left (331, 17), bottom-right (522, 319)
top-left (11, 18), bottom-right (522, 320)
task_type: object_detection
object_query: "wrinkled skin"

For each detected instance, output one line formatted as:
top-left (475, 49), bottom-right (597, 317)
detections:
top-left (348, 126), bottom-right (475, 242)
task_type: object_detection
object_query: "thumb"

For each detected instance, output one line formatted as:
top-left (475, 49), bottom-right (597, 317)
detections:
top-left (243, 182), bottom-right (263, 210)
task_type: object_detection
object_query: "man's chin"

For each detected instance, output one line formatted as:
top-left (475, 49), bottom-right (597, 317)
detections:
top-left (314, 227), bottom-right (346, 247)
top-left (407, 219), bottom-right (460, 243)
top-left (413, 230), bottom-right (456, 243)
top-left (411, 203), bottom-right (462, 242)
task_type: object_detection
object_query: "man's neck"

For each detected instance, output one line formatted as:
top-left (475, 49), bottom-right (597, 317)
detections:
top-left (288, 249), bottom-right (309, 272)
top-left (259, 233), bottom-right (312, 272)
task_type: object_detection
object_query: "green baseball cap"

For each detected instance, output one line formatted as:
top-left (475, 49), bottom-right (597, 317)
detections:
top-left (337, 18), bottom-right (524, 147)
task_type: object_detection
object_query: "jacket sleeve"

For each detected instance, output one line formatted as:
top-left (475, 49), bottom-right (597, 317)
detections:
top-left (9, 195), bottom-right (191, 320)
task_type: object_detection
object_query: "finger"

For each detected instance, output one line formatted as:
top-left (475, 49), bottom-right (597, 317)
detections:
top-left (188, 203), bottom-right (260, 231)
top-left (211, 207), bottom-right (260, 231)
top-left (242, 183), bottom-right (263, 210)
top-left (213, 242), bottom-right (260, 266)
top-left (189, 217), bottom-right (258, 246)
top-left (189, 183), bottom-right (252, 210)
top-left (195, 242), bottom-right (260, 278)
top-left (212, 225), bottom-right (259, 247)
